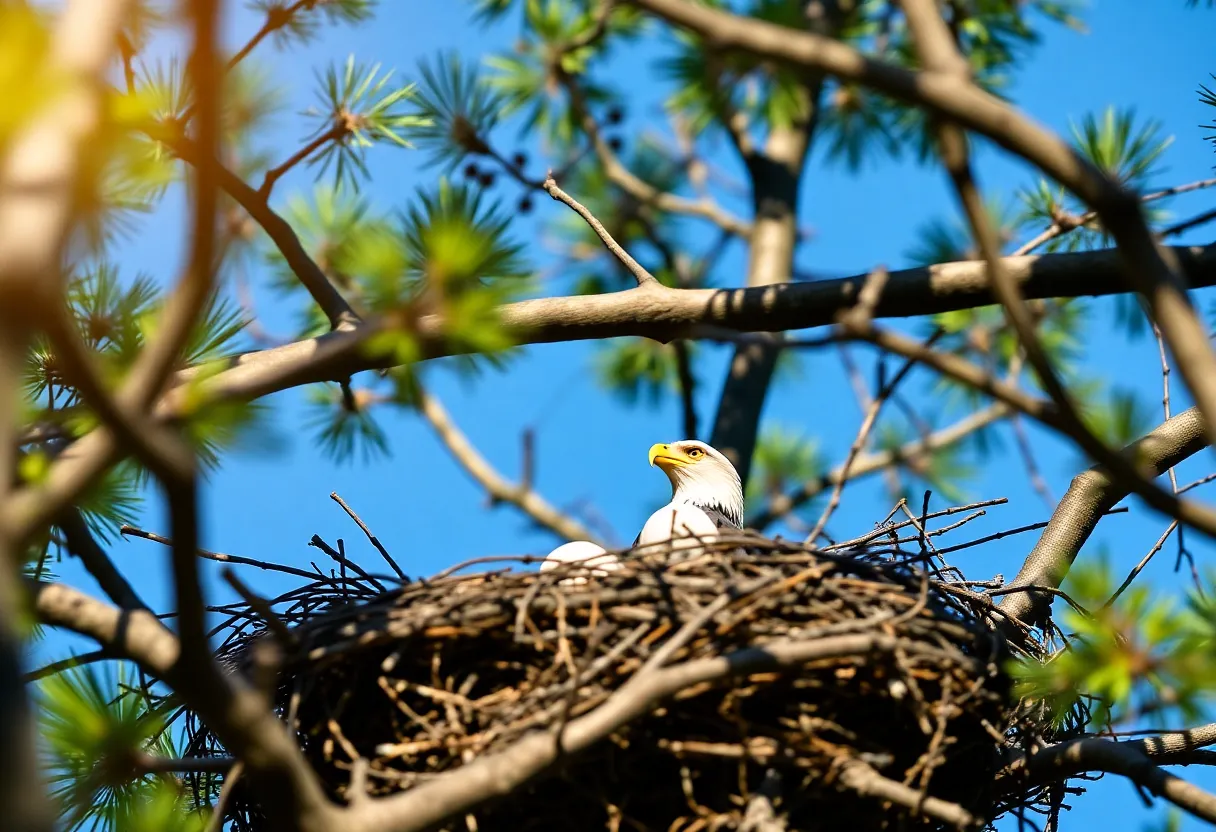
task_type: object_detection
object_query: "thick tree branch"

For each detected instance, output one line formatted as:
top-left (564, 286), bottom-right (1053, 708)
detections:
top-left (629, 0), bottom-right (1216, 452)
top-left (7, 245), bottom-right (1216, 545)
top-left (1000, 407), bottom-right (1209, 623)
top-left (1000, 732), bottom-right (1216, 825)
top-left (706, 4), bottom-right (841, 486)
top-left (417, 389), bottom-right (604, 546)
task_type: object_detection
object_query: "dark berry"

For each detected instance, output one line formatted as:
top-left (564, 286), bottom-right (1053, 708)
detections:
top-left (479, 171), bottom-right (496, 188)
top-left (511, 151), bottom-right (528, 169)
top-left (463, 162), bottom-right (479, 179)
top-left (518, 195), bottom-right (534, 214)
top-left (606, 106), bottom-right (624, 125)
top-left (607, 136), bottom-right (623, 153)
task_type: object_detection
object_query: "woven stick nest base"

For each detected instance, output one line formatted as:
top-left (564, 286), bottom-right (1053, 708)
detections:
top-left (209, 533), bottom-right (1027, 831)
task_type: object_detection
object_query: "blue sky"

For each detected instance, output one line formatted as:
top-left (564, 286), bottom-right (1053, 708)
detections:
top-left (36, 1), bottom-right (1216, 829)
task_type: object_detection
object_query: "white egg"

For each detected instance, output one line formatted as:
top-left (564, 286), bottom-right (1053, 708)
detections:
top-left (635, 503), bottom-right (719, 558)
top-left (540, 541), bottom-right (620, 585)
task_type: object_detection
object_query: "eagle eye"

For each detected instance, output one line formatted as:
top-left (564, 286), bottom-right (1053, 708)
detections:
top-left (686, 447), bottom-right (704, 459)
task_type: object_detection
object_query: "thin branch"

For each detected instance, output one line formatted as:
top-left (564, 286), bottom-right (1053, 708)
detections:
top-left (161, 130), bottom-right (360, 330)
top-left (1014, 176), bottom-right (1216, 256)
top-left (329, 492), bottom-right (408, 581)
top-left (751, 404), bottom-right (1009, 529)
top-left (1163, 206), bottom-right (1216, 239)
top-left (121, 525), bottom-right (335, 583)
top-left (1009, 415), bottom-right (1054, 507)
top-left (559, 70), bottom-right (753, 239)
top-left (1104, 520), bottom-right (1179, 608)
top-left (837, 757), bottom-right (978, 829)
top-left (848, 321), bottom-right (1216, 540)
top-left (543, 176), bottom-right (660, 287)
top-left (806, 322), bottom-right (937, 544)
top-left (259, 124), bottom-right (345, 197)
top-left (417, 388), bottom-right (603, 545)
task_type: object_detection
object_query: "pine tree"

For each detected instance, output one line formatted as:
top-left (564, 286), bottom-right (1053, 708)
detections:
top-left (3, 1), bottom-right (1216, 830)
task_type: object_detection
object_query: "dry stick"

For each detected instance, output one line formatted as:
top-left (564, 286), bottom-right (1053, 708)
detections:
top-left (848, 322), bottom-right (1216, 540)
top-left (308, 535), bottom-right (386, 593)
top-left (121, 525), bottom-right (328, 583)
top-left (416, 387), bottom-right (602, 546)
top-left (629, 0), bottom-right (1216, 454)
top-left (806, 315), bottom-right (939, 545)
top-left (930, 511), bottom-right (1131, 558)
top-left (543, 176), bottom-right (660, 287)
top-left (1103, 519), bottom-right (1180, 609)
top-left (559, 67), bottom-right (752, 239)
top-left (221, 568), bottom-right (298, 649)
top-left (823, 497), bottom-right (1009, 551)
top-left (753, 403), bottom-right (1008, 529)
top-left (837, 757), bottom-right (978, 830)
top-left (330, 492), bottom-right (408, 581)
top-left (346, 632), bottom-right (965, 832)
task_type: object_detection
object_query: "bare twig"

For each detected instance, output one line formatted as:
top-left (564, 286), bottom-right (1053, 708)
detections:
top-left (753, 404), bottom-right (1009, 529)
top-left (417, 387), bottom-right (603, 546)
top-left (543, 176), bottom-right (660, 287)
top-left (330, 492), bottom-right (408, 581)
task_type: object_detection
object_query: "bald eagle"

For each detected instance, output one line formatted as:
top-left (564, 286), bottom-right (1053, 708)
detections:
top-left (540, 440), bottom-right (743, 573)
top-left (635, 440), bottom-right (743, 549)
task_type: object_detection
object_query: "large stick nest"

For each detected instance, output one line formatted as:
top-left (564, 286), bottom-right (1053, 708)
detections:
top-left (191, 526), bottom-right (1058, 831)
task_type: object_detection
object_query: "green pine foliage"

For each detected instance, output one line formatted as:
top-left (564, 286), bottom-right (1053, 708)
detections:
top-left (16, 0), bottom-right (1216, 827)
top-left (40, 665), bottom-right (207, 832)
top-left (1010, 561), bottom-right (1216, 729)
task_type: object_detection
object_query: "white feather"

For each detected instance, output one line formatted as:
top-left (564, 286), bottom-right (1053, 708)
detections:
top-left (540, 541), bottom-right (619, 585)
top-left (636, 503), bottom-right (720, 557)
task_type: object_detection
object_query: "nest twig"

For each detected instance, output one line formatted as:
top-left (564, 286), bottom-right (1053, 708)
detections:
top-left (152, 497), bottom-right (1079, 831)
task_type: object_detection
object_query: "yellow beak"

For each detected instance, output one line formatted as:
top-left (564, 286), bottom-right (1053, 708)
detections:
top-left (649, 443), bottom-right (686, 470)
